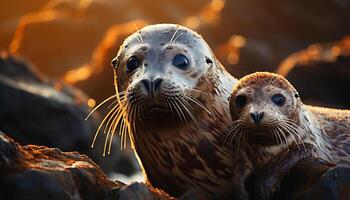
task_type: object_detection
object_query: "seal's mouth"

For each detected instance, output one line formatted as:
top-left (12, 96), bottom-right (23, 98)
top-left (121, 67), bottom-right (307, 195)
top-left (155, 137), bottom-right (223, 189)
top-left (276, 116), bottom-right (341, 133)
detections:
top-left (144, 106), bottom-right (170, 120)
top-left (249, 131), bottom-right (275, 145)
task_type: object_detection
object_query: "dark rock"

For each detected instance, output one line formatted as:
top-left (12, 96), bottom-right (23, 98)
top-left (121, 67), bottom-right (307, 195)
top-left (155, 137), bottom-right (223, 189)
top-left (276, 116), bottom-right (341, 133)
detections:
top-left (276, 36), bottom-right (350, 108)
top-left (200, 0), bottom-right (350, 78)
top-left (178, 187), bottom-right (209, 200)
top-left (274, 158), bottom-right (335, 200)
top-left (0, 52), bottom-right (137, 175)
top-left (0, 132), bottom-right (174, 200)
top-left (0, 131), bottom-right (121, 200)
top-left (118, 182), bottom-right (175, 200)
top-left (271, 157), bottom-right (350, 200)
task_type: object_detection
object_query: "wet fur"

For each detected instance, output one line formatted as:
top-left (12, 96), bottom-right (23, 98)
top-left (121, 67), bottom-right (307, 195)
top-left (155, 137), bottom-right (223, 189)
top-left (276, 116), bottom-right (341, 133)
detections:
top-left (228, 72), bottom-right (350, 199)
top-left (112, 24), bottom-right (242, 199)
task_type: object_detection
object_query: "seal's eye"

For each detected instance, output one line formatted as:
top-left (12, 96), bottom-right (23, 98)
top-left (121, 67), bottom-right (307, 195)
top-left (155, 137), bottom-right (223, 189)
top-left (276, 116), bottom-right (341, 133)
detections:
top-left (271, 94), bottom-right (286, 106)
top-left (172, 54), bottom-right (189, 69)
top-left (126, 56), bottom-right (139, 73)
top-left (235, 95), bottom-right (247, 108)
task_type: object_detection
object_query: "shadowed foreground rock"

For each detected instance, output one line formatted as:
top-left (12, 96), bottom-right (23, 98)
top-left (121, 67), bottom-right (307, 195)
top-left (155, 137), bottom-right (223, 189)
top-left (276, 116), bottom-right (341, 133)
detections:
top-left (273, 158), bottom-right (350, 200)
top-left (0, 132), bottom-right (174, 200)
top-left (0, 52), bottom-right (137, 175)
top-left (1, 120), bottom-right (350, 199)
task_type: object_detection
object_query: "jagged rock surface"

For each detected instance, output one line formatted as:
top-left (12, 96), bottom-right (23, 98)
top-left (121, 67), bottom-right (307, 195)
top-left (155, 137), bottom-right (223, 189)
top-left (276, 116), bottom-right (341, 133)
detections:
top-left (0, 52), bottom-right (137, 175)
top-left (0, 132), bottom-right (174, 200)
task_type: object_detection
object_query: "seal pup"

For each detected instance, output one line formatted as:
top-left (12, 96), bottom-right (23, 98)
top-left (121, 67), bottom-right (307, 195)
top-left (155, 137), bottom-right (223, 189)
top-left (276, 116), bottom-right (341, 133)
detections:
top-left (91, 24), bottom-right (243, 199)
top-left (228, 72), bottom-right (350, 199)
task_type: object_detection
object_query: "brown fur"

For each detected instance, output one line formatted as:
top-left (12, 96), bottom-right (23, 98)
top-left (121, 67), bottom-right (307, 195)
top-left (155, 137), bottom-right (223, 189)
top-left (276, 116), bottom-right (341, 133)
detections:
top-left (112, 24), bottom-right (241, 199)
top-left (228, 72), bottom-right (350, 199)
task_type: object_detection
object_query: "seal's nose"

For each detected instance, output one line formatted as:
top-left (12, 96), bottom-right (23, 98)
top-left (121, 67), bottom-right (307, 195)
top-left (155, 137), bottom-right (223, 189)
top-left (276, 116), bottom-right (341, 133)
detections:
top-left (250, 111), bottom-right (264, 125)
top-left (152, 78), bottom-right (163, 94)
top-left (140, 77), bottom-right (163, 96)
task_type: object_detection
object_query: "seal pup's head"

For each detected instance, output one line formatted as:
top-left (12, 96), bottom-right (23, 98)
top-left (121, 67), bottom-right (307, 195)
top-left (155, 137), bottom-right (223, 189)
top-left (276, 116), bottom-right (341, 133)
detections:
top-left (228, 72), bottom-right (303, 148)
top-left (112, 24), bottom-right (224, 130)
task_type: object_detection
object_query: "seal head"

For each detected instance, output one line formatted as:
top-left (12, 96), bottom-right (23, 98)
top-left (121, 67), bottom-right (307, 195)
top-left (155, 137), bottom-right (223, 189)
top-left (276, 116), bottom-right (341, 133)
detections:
top-left (112, 24), bottom-right (219, 128)
top-left (228, 72), bottom-right (301, 147)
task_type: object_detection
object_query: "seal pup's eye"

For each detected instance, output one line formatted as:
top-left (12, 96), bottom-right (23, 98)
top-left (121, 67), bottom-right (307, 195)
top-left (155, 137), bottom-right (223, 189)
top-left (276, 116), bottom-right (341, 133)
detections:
top-left (172, 54), bottom-right (189, 69)
top-left (126, 56), bottom-right (139, 73)
top-left (271, 94), bottom-right (286, 106)
top-left (235, 95), bottom-right (247, 108)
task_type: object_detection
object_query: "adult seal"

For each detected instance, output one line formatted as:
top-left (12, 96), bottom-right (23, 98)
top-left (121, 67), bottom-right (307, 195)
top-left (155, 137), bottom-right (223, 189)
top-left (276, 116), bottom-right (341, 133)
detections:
top-left (101, 24), bottom-right (239, 199)
top-left (227, 72), bottom-right (350, 199)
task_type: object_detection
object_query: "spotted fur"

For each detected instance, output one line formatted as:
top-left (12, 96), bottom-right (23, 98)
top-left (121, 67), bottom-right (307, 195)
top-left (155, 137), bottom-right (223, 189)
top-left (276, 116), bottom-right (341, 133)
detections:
top-left (112, 24), bottom-right (242, 199)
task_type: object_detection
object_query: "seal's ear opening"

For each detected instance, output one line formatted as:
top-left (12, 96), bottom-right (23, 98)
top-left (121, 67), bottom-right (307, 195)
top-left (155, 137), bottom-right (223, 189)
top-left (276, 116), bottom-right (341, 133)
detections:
top-left (205, 56), bottom-right (213, 65)
top-left (111, 57), bottom-right (118, 69)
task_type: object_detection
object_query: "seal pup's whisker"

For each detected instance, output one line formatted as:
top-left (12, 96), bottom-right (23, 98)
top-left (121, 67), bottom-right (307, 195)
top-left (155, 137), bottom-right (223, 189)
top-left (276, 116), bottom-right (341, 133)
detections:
top-left (169, 25), bottom-right (180, 44)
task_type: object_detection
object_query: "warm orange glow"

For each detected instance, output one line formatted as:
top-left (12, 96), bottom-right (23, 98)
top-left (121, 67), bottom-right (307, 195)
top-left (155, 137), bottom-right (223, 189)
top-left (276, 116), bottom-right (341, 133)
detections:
top-left (227, 52), bottom-right (239, 65)
top-left (229, 35), bottom-right (246, 48)
top-left (54, 82), bottom-right (63, 91)
top-left (211, 0), bottom-right (225, 12)
top-left (307, 44), bottom-right (321, 56)
top-left (79, 0), bottom-right (91, 9)
top-left (277, 36), bottom-right (350, 76)
top-left (61, 20), bottom-right (148, 84)
top-left (9, 10), bottom-right (70, 53)
top-left (184, 16), bottom-right (200, 30)
top-left (331, 46), bottom-right (341, 57)
top-left (64, 64), bottom-right (93, 84)
top-left (87, 98), bottom-right (96, 108)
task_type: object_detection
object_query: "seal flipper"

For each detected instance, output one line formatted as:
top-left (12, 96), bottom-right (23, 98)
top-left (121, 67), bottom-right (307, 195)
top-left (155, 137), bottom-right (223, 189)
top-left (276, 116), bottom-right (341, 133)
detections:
top-left (251, 143), bottom-right (315, 200)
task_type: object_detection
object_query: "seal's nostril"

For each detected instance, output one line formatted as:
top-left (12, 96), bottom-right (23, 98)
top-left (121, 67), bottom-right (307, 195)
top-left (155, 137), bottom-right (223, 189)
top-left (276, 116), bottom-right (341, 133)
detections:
top-left (250, 111), bottom-right (264, 125)
top-left (152, 78), bottom-right (163, 93)
top-left (258, 112), bottom-right (264, 121)
top-left (140, 79), bottom-right (151, 94)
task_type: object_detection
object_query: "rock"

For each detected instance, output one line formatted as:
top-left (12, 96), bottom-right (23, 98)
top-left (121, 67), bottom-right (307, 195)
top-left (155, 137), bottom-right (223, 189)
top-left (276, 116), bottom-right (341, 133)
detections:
top-left (0, 131), bottom-right (121, 200)
top-left (0, 132), bottom-right (174, 200)
top-left (8, 0), bottom-right (210, 77)
top-left (273, 157), bottom-right (350, 200)
top-left (199, 0), bottom-right (350, 78)
top-left (118, 182), bottom-right (175, 200)
top-left (177, 187), bottom-right (209, 200)
top-left (276, 36), bottom-right (350, 108)
top-left (0, 52), bottom-right (138, 175)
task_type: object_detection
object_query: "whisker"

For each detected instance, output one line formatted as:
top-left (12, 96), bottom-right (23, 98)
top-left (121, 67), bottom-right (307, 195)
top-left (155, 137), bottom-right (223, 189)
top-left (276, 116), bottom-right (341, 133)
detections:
top-left (179, 98), bottom-right (200, 129)
top-left (172, 32), bottom-right (183, 43)
top-left (85, 94), bottom-right (117, 120)
top-left (91, 104), bottom-right (120, 148)
top-left (133, 24), bottom-right (143, 44)
top-left (183, 95), bottom-right (212, 116)
top-left (170, 25), bottom-right (180, 44)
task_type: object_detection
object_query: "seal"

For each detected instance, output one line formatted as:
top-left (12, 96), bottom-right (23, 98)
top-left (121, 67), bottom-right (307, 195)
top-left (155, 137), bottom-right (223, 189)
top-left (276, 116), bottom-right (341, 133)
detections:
top-left (92, 24), bottom-right (240, 199)
top-left (227, 72), bottom-right (350, 199)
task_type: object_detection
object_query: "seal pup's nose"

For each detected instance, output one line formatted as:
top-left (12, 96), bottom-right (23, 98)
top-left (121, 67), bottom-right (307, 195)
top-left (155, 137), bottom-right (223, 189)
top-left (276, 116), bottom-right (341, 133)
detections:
top-left (250, 111), bottom-right (264, 125)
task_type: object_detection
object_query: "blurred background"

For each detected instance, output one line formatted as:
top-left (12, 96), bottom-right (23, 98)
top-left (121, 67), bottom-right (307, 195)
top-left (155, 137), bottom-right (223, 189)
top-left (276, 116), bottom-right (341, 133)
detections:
top-left (0, 0), bottom-right (349, 183)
